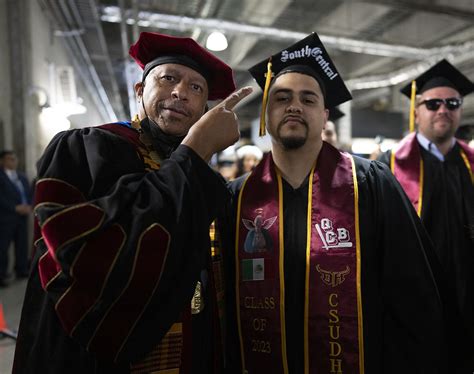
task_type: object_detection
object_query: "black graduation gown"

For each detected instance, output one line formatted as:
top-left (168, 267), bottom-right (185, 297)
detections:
top-left (221, 153), bottom-right (444, 374)
top-left (13, 124), bottom-right (229, 373)
top-left (379, 143), bottom-right (474, 372)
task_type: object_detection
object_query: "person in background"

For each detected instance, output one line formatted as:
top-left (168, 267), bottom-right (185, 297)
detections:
top-left (455, 123), bottom-right (473, 146)
top-left (0, 150), bottom-right (32, 287)
top-left (13, 32), bottom-right (252, 373)
top-left (369, 135), bottom-right (385, 160)
top-left (236, 144), bottom-right (263, 177)
top-left (221, 33), bottom-right (444, 374)
top-left (378, 59), bottom-right (474, 373)
top-left (321, 107), bottom-right (344, 148)
top-left (217, 149), bottom-right (239, 181)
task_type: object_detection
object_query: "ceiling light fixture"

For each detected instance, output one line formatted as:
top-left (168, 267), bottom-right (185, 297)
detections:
top-left (100, 7), bottom-right (471, 59)
top-left (206, 31), bottom-right (228, 51)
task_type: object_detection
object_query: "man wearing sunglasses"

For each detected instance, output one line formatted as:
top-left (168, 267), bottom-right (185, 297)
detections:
top-left (379, 59), bottom-right (474, 374)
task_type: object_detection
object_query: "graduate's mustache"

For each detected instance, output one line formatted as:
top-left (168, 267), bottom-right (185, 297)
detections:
top-left (433, 112), bottom-right (453, 124)
top-left (279, 115), bottom-right (308, 129)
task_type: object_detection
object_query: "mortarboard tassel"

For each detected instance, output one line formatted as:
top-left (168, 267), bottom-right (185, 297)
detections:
top-left (259, 59), bottom-right (273, 137)
top-left (409, 80), bottom-right (416, 133)
top-left (131, 113), bottom-right (141, 129)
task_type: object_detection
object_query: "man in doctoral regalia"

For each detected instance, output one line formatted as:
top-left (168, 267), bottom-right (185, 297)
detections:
top-left (13, 32), bottom-right (252, 373)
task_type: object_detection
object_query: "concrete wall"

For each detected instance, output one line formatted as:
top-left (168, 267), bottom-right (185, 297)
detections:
top-left (0, 0), bottom-right (12, 150)
top-left (25, 0), bottom-right (106, 177)
top-left (0, 0), bottom-right (110, 178)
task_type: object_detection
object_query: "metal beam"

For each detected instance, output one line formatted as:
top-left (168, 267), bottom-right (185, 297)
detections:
top-left (363, 0), bottom-right (474, 21)
top-left (346, 48), bottom-right (474, 90)
top-left (119, 0), bottom-right (137, 117)
top-left (100, 6), bottom-right (471, 60)
top-left (83, 0), bottom-right (125, 119)
top-left (44, 0), bottom-right (119, 121)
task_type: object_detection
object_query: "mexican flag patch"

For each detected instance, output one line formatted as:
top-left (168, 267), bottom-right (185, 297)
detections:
top-left (242, 258), bottom-right (265, 281)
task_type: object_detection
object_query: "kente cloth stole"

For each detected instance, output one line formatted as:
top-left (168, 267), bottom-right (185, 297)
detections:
top-left (209, 220), bottom-right (227, 372)
top-left (130, 319), bottom-right (187, 374)
top-left (391, 132), bottom-right (474, 216)
top-left (128, 128), bottom-right (224, 373)
top-left (99, 131), bottom-right (185, 374)
top-left (235, 145), bottom-right (364, 374)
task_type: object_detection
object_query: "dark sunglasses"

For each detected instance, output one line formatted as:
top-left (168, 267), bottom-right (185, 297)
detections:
top-left (418, 97), bottom-right (463, 111)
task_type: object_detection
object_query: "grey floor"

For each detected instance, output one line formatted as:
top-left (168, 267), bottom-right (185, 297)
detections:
top-left (0, 278), bottom-right (27, 373)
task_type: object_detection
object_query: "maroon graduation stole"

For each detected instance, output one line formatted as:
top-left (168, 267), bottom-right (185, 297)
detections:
top-left (458, 141), bottom-right (474, 184)
top-left (235, 143), bottom-right (364, 374)
top-left (391, 132), bottom-right (474, 216)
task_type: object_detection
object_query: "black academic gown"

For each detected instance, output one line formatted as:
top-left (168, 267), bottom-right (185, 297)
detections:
top-left (13, 123), bottom-right (228, 373)
top-left (379, 143), bottom-right (474, 373)
top-left (221, 148), bottom-right (444, 374)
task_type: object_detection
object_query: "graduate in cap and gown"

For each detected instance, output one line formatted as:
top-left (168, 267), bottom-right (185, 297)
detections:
top-left (13, 32), bottom-right (253, 373)
top-left (378, 59), bottom-right (474, 373)
top-left (322, 107), bottom-right (344, 148)
top-left (455, 123), bottom-right (474, 145)
top-left (219, 32), bottom-right (444, 374)
top-left (236, 145), bottom-right (264, 177)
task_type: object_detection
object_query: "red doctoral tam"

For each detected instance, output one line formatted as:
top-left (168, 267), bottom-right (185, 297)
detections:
top-left (129, 32), bottom-right (236, 100)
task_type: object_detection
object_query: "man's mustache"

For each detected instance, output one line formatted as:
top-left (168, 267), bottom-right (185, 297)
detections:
top-left (278, 115), bottom-right (308, 130)
top-left (158, 101), bottom-right (191, 116)
top-left (282, 115), bottom-right (306, 124)
top-left (433, 113), bottom-right (453, 123)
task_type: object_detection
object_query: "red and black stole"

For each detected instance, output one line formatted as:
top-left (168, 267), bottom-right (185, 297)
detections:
top-left (235, 143), bottom-right (364, 374)
top-left (391, 132), bottom-right (474, 216)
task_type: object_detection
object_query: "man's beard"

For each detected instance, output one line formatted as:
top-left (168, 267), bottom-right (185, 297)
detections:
top-left (281, 136), bottom-right (307, 149)
top-left (277, 118), bottom-right (309, 150)
top-left (431, 115), bottom-right (456, 142)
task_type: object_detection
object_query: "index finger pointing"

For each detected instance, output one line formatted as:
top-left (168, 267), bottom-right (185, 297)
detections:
top-left (220, 86), bottom-right (254, 110)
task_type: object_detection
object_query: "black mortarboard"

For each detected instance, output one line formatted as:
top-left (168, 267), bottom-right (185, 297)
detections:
top-left (249, 32), bottom-right (352, 135)
top-left (129, 32), bottom-right (235, 100)
top-left (328, 107), bottom-right (345, 122)
top-left (400, 59), bottom-right (474, 98)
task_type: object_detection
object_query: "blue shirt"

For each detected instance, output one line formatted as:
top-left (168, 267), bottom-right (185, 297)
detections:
top-left (5, 169), bottom-right (28, 203)
top-left (416, 132), bottom-right (455, 162)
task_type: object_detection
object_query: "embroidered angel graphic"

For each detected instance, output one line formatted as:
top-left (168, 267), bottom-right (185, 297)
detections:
top-left (242, 210), bottom-right (277, 253)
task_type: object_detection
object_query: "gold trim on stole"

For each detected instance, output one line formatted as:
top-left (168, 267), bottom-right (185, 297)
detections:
top-left (275, 169), bottom-right (289, 374)
top-left (417, 158), bottom-right (424, 217)
top-left (391, 149), bottom-right (424, 217)
top-left (350, 154), bottom-right (364, 374)
top-left (235, 175), bottom-right (252, 372)
top-left (303, 165), bottom-right (316, 374)
top-left (460, 149), bottom-right (474, 184)
top-left (390, 150), bottom-right (395, 174)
